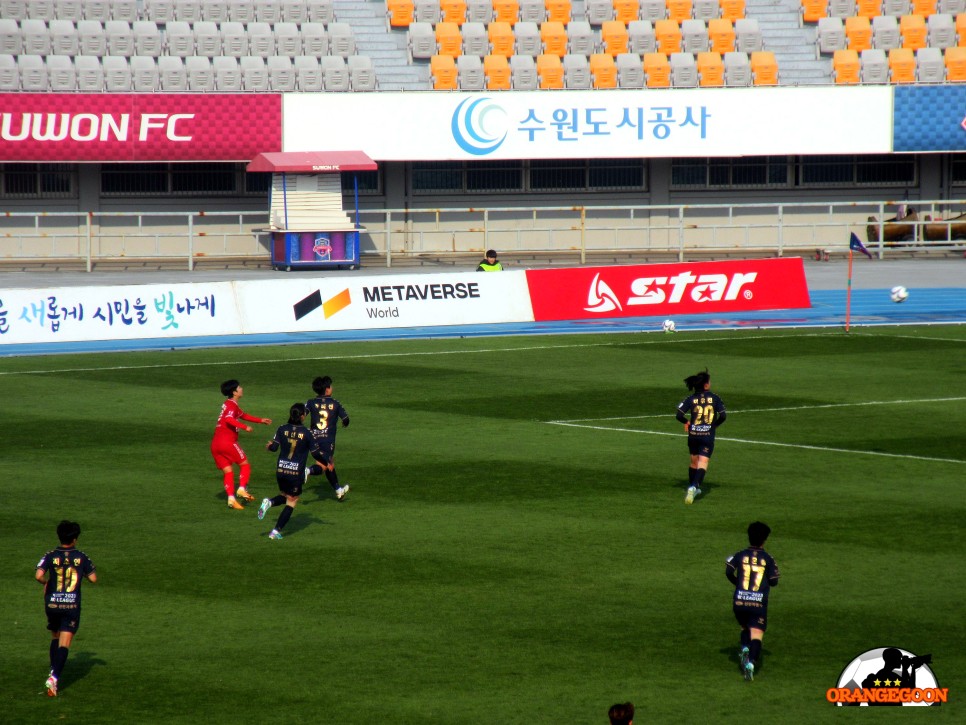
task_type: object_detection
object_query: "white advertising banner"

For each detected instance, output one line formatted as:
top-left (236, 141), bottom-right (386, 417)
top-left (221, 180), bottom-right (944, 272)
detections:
top-left (0, 282), bottom-right (239, 345)
top-left (235, 271), bottom-right (534, 333)
top-left (283, 87), bottom-right (893, 161)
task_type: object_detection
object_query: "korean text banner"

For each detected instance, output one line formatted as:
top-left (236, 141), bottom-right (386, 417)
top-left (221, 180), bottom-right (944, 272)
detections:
top-left (283, 87), bottom-right (892, 161)
top-left (525, 258), bottom-right (811, 322)
top-left (0, 94), bottom-right (282, 162)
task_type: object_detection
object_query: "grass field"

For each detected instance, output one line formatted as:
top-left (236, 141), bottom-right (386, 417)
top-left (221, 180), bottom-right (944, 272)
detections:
top-left (1, 325), bottom-right (964, 724)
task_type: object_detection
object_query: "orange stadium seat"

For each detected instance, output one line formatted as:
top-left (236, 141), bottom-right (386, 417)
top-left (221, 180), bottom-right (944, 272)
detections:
top-left (719, 0), bottom-right (745, 21)
top-left (845, 15), bottom-right (873, 51)
top-left (589, 51), bottom-right (618, 85)
top-left (436, 21), bottom-right (463, 56)
top-left (545, 0), bottom-right (572, 22)
top-left (889, 46), bottom-right (916, 79)
top-left (944, 45), bottom-right (966, 78)
top-left (800, 0), bottom-right (827, 23)
top-left (900, 14), bottom-right (927, 49)
top-left (430, 53), bottom-right (458, 87)
top-left (655, 18), bottom-right (683, 51)
top-left (442, 0), bottom-right (468, 24)
top-left (855, 0), bottom-right (881, 18)
top-left (493, 0), bottom-right (521, 24)
top-left (667, 0), bottom-right (693, 22)
top-left (696, 50), bottom-right (724, 84)
top-left (957, 13), bottom-right (966, 45)
top-left (644, 50), bottom-right (671, 84)
top-left (388, 0), bottom-right (416, 28)
top-left (483, 52), bottom-right (512, 86)
top-left (536, 52), bottom-right (565, 85)
top-left (708, 17), bottom-right (735, 51)
top-left (541, 20), bottom-right (568, 55)
top-left (614, 0), bottom-right (641, 23)
top-left (832, 48), bottom-right (860, 82)
top-left (601, 19), bottom-right (630, 54)
top-left (488, 20), bottom-right (516, 55)
top-left (911, 0), bottom-right (936, 16)
top-left (750, 49), bottom-right (778, 83)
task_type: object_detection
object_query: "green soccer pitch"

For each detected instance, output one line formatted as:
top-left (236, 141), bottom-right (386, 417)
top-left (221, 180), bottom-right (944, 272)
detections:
top-left (2, 326), bottom-right (963, 724)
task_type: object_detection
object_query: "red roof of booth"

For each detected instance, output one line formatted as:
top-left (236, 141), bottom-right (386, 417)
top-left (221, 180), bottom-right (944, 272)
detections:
top-left (247, 151), bottom-right (377, 173)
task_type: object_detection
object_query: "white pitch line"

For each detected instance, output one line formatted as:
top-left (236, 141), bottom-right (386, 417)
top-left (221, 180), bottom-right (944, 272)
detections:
top-left (547, 422), bottom-right (965, 465)
top-left (550, 397), bottom-right (966, 424)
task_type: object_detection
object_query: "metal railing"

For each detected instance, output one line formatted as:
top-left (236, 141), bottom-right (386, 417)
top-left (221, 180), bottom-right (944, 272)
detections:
top-left (1, 200), bottom-right (963, 270)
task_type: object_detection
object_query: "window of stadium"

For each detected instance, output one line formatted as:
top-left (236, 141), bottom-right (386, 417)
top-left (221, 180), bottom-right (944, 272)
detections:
top-left (531, 159), bottom-right (647, 191)
top-left (102, 163), bottom-right (239, 196)
top-left (671, 157), bottom-right (789, 188)
top-left (798, 155), bottom-right (915, 186)
top-left (0, 164), bottom-right (76, 198)
top-left (413, 159), bottom-right (645, 193)
top-left (340, 170), bottom-right (382, 195)
top-left (949, 157), bottom-right (966, 186)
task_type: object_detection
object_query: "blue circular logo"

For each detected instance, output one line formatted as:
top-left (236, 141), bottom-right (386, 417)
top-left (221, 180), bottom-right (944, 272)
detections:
top-left (451, 97), bottom-right (507, 156)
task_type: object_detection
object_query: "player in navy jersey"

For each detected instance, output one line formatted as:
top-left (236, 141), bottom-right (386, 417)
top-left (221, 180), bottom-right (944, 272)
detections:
top-left (675, 369), bottom-right (727, 504)
top-left (305, 375), bottom-right (351, 501)
top-left (35, 520), bottom-right (97, 697)
top-left (259, 403), bottom-right (329, 540)
top-left (726, 521), bottom-right (781, 681)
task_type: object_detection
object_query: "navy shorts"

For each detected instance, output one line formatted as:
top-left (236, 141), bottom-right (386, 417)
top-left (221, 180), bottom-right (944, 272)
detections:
top-left (277, 474), bottom-right (302, 498)
top-left (688, 436), bottom-right (715, 458)
top-left (46, 608), bottom-right (80, 634)
top-left (312, 439), bottom-right (335, 461)
top-left (733, 606), bottom-right (767, 632)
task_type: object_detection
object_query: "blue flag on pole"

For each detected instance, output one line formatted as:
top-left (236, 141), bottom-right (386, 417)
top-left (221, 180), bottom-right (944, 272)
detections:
top-left (849, 232), bottom-right (873, 259)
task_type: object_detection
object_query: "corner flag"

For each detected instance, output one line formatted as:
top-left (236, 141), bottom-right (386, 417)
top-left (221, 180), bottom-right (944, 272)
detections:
top-left (849, 232), bottom-right (873, 259)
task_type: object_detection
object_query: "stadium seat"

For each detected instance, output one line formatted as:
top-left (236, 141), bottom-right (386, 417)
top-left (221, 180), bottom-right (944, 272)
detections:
top-left (457, 53), bottom-right (485, 87)
top-left (0, 54), bottom-right (18, 91)
top-left (926, 12), bottom-right (956, 45)
top-left (20, 56), bottom-right (48, 92)
top-left (900, 14), bottom-right (927, 48)
top-left (133, 21), bottom-right (163, 57)
top-left (719, 0), bottom-right (745, 21)
top-left (175, 0), bottom-right (203, 22)
top-left (667, 0), bottom-right (692, 22)
top-left (106, 20), bottom-right (135, 57)
top-left (203, 0), bottom-right (230, 22)
top-left (750, 49), bottom-right (778, 83)
top-left (817, 17), bottom-right (847, 54)
top-left (254, 0), bottom-right (282, 24)
top-left (860, 46), bottom-right (889, 80)
top-left (329, 22), bottom-right (358, 57)
top-left (27, 0), bottom-right (54, 20)
top-left (832, 47), bottom-right (860, 81)
top-left (800, 0), bottom-right (827, 23)
top-left (520, 0), bottom-right (546, 21)
top-left (306, 0), bottom-right (335, 24)
top-left (130, 54), bottom-right (159, 90)
top-left (281, 0), bottom-right (307, 23)
top-left (944, 43), bottom-right (966, 77)
top-left (643, 51), bottom-right (670, 85)
top-left (408, 21), bottom-right (435, 60)
top-left (589, 51), bottom-right (617, 86)
top-left (293, 54), bottom-right (322, 91)
top-left (467, 0), bottom-right (494, 23)
top-left (437, 21), bottom-right (463, 57)
top-left (546, 0), bottom-right (572, 22)
top-left (74, 54), bottom-right (103, 90)
top-left (227, 0), bottom-right (255, 22)
top-left (442, 0), bottom-right (468, 24)
top-left (272, 21), bottom-right (301, 58)
top-left (241, 54), bottom-right (269, 90)
top-left (889, 45), bottom-right (917, 78)
top-left (145, 0), bottom-right (176, 23)
top-left (956, 12), bottom-right (966, 43)
top-left (872, 14), bottom-right (900, 48)
top-left (655, 18), bottom-right (683, 53)
top-left (102, 54), bottom-right (131, 90)
top-left (827, 0), bottom-right (857, 17)
top-left (78, 19), bottom-right (106, 55)
top-left (723, 49), bottom-right (751, 84)
top-left (488, 20), bottom-right (515, 56)
top-left (54, 0), bottom-right (84, 22)
top-left (640, 0), bottom-right (666, 21)
top-left (493, 0), bottom-right (520, 25)
top-left (670, 51), bottom-right (699, 86)
top-left (186, 55), bottom-right (215, 91)
top-left (541, 20), bottom-right (568, 55)
top-left (213, 54), bottom-right (242, 90)
top-left (22, 18), bottom-right (52, 55)
top-left (388, 0), bottom-right (416, 28)
top-left (882, 0), bottom-right (910, 14)
top-left (112, 0), bottom-right (138, 21)
top-left (536, 51), bottom-right (564, 86)
top-left (693, 0), bottom-right (720, 19)
top-left (301, 22), bottom-right (327, 57)
top-left (601, 19), bottom-right (630, 55)
top-left (916, 44), bottom-right (945, 77)
top-left (616, 51), bottom-right (645, 86)
top-left (267, 54), bottom-right (296, 91)
top-left (567, 19), bottom-right (597, 53)
top-left (221, 21), bottom-right (248, 57)
top-left (247, 21), bottom-right (275, 58)
top-left (735, 17), bottom-right (762, 50)
top-left (462, 20), bottom-right (488, 56)
top-left (696, 49), bottom-right (724, 84)
top-left (855, 0), bottom-right (882, 17)
top-left (194, 20), bottom-right (222, 57)
top-left (2, 0), bottom-right (27, 16)
top-left (627, 20), bottom-right (656, 53)
top-left (613, 0), bottom-right (639, 23)
top-left (0, 19), bottom-right (22, 56)
top-left (164, 21), bottom-right (194, 57)
top-left (584, 0), bottom-right (614, 24)
top-left (510, 53), bottom-right (538, 87)
top-left (50, 19), bottom-right (80, 56)
top-left (846, 15), bottom-right (873, 51)
top-left (322, 55), bottom-right (350, 90)
top-left (682, 19), bottom-right (710, 53)
top-left (514, 20), bottom-right (541, 56)
top-left (939, 0), bottom-right (964, 12)
top-left (483, 52), bottom-right (511, 87)
top-left (912, 0), bottom-right (937, 14)
top-left (47, 54), bottom-right (76, 91)
top-left (563, 52), bottom-right (591, 86)
top-left (158, 55), bottom-right (187, 90)
top-left (430, 53), bottom-right (458, 88)
top-left (708, 17), bottom-right (735, 52)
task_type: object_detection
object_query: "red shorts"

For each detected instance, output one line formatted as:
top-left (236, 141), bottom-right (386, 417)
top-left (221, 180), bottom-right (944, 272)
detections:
top-left (211, 439), bottom-right (246, 468)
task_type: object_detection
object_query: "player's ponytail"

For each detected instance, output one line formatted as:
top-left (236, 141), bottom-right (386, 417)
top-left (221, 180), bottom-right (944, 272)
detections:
top-left (288, 403), bottom-right (306, 425)
top-left (684, 369), bottom-right (711, 392)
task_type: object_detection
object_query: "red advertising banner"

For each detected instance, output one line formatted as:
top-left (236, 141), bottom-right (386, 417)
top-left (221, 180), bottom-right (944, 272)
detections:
top-left (0, 94), bottom-right (282, 162)
top-left (525, 257), bottom-right (811, 321)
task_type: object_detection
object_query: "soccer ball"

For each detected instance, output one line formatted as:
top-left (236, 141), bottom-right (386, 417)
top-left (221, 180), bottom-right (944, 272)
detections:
top-left (662, 319), bottom-right (677, 333)
top-left (890, 285), bottom-right (909, 303)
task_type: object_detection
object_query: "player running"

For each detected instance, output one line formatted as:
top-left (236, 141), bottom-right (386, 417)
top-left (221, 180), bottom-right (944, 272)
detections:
top-left (259, 403), bottom-right (328, 540)
top-left (675, 369), bottom-right (727, 505)
top-left (726, 521), bottom-right (781, 681)
top-left (211, 379), bottom-right (272, 509)
top-left (305, 375), bottom-right (350, 501)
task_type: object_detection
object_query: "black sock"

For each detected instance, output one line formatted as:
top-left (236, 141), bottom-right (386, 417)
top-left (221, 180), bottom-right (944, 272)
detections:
top-left (688, 466), bottom-right (696, 485)
top-left (740, 630), bottom-right (751, 649)
top-left (53, 646), bottom-right (69, 678)
top-left (308, 464), bottom-right (324, 476)
top-left (276, 504), bottom-right (294, 531)
top-left (694, 469), bottom-right (706, 487)
top-left (49, 640), bottom-right (58, 670)
top-left (324, 468), bottom-right (340, 491)
top-left (750, 639), bottom-right (762, 665)
top-left (271, 495), bottom-right (286, 507)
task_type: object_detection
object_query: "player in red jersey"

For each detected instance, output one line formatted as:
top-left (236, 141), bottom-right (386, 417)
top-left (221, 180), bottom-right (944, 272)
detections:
top-left (211, 379), bottom-right (272, 509)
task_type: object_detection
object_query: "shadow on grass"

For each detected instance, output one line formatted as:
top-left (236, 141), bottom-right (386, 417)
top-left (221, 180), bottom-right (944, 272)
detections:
top-left (258, 511), bottom-right (331, 538)
top-left (717, 643), bottom-right (772, 677)
top-left (59, 651), bottom-right (108, 692)
top-left (669, 479), bottom-right (719, 502)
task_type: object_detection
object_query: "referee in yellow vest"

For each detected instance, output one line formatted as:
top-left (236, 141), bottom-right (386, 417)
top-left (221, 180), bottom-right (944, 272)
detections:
top-left (476, 249), bottom-right (503, 272)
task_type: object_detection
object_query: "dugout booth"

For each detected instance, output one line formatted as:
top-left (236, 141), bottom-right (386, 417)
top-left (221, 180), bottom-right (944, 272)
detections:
top-left (247, 151), bottom-right (378, 271)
